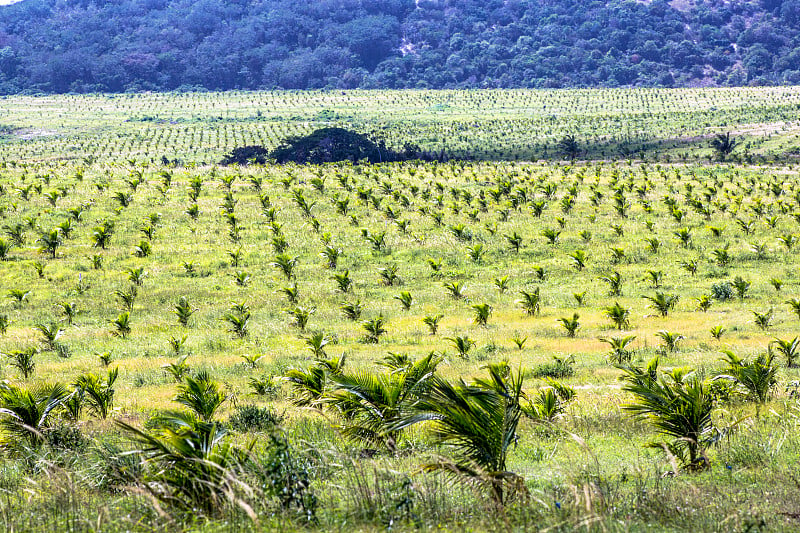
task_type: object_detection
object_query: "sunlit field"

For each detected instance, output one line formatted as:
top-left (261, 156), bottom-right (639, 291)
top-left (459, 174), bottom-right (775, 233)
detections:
top-left (1, 89), bottom-right (800, 531)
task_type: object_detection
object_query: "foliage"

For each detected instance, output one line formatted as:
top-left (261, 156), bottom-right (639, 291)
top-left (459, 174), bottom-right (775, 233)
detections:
top-left (617, 357), bottom-right (714, 471)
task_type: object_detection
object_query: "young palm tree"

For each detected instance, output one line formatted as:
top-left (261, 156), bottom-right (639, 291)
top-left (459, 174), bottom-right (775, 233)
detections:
top-left (37, 229), bottom-right (62, 259)
top-left (472, 303), bottom-right (492, 326)
top-left (603, 302), bottom-right (631, 329)
top-left (643, 292), bottom-right (679, 317)
top-left (422, 314), bottom-right (444, 335)
top-left (558, 314), bottom-right (580, 337)
top-left (395, 362), bottom-right (527, 505)
top-left (116, 411), bottom-right (245, 517)
top-left (718, 350), bottom-right (778, 403)
top-left (771, 337), bottom-right (799, 367)
top-left (327, 357), bottom-right (439, 453)
top-left (174, 371), bottom-right (227, 422)
top-left (5, 348), bottom-right (36, 379)
top-left (517, 288), bottom-right (541, 316)
top-left (0, 381), bottom-right (69, 448)
top-left (73, 367), bottom-right (118, 419)
top-left (617, 357), bottom-right (713, 471)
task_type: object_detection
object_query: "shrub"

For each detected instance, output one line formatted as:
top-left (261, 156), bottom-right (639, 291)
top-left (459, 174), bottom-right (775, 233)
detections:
top-left (711, 282), bottom-right (734, 301)
top-left (228, 405), bottom-right (284, 433)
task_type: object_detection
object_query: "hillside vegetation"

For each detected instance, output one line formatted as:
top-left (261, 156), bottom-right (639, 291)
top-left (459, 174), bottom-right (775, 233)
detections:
top-left (2, 0), bottom-right (800, 92)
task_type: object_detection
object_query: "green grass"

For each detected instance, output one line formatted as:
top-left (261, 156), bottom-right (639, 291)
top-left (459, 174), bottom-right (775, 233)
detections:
top-left (1, 88), bottom-right (800, 530)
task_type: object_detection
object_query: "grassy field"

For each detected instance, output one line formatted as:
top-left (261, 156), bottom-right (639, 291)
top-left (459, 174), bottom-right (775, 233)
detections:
top-left (1, 89), bottom-right (800, 531)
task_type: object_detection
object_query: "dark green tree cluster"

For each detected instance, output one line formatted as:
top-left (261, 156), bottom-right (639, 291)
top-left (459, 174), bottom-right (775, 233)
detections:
top-left (2, 0), bottom-right (800, 92)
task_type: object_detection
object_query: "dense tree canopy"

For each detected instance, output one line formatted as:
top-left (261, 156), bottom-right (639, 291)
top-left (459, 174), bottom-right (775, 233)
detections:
top-left (1, 0), bottom-right (799, 93)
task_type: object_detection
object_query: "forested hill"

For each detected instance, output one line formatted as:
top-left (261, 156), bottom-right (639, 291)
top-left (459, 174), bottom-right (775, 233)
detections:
top-left (0, 0), bottom-right (799, 93)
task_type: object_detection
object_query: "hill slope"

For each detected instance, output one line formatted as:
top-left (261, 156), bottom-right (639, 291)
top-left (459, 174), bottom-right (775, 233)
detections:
top-left (0, 0), bottom-right (799, 93)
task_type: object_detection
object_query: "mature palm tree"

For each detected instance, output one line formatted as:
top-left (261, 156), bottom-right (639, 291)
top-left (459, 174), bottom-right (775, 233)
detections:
top-left (710, 132), bottom-right (737, 161)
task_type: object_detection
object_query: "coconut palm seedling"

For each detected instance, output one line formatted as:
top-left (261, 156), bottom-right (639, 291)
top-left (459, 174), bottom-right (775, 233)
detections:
top-left (778, 233), bottom-right (797, 251)
top-left (604, 302), bottom-right (631, 330)
top-left (600, 271), bottom-right (623, 296)
top-left (655, 330), bottom-right (684, 354)
top-left (573, 291), bottom-right (587, 306)
top-left (465, 243), bottom-right (487, 263)
top-left (444, 280), bottom-right (466, 299)
top-left (232, 270), bottom-right (250, 287)
top-left (395, 362), bottom-right (528, 505)
top-left (786, 298), bottom-right (800, 320)
top-left (771, 337), bottom-right (799, 367)
top-left (426, 257), bottom-right (443, 275)
top-left (695, 294), bottom-right (713, 313)
top-left (115, 286), bottom-right (137, 312)
top-left (525, 379), bottom-right (576, 422)
top-left (240, 353), bottom-right (264, 370)
top-left (472, 303), bottom-right (492, 326)
top-left (91, 221), bottom-right (114, 249)
top-left (37, 229), bottom-right (62, 259)
top-left (710, 325), bottom-right (726, 340)
top-left (568, 249), bottom-right (587, 271)
top-left (643, 292), bottom-right (679, 318)
top-left (732, 276), bottom-right (751, 300)
top-left (126, 266), bottom-right (147, 286)
top-left (679, 259), bottom-right (698, 277)
top-left (494, 275), bottom-right (510, 294)
top-left (279, 284), bottom-right (299, 305)
top-left (362, 315), bottom-right (388, 343)
top-left (58, 301), bottom-right (77, 325)
top-left (284, 356), bottom-right (345, 408)
top-left (511, 335), bottom-right (527, 350)
top-left (168, 334), bottom-right (188, 356)
top-left (163, 355), bottom-right (191, 383)
top-left (73, 367), bottom-right (118, 419)
top-left (770, 278), bottom-right (783, 292)
top-left (394, 291), bottom-right (413, 311)
top-left (363, 229), bottom-right (387, 251)
top-left (517, 288), bottom-right (541, 316)
top-left (320, 245), bottom-right (341, 269)
top-left (34, 323), bottom-right (63, 351)
top-left (422, 314), bottom-right (444, 336)
top-left (98, 352), bottom-right (113, 366)
top-left (617, 358), bottom-right (714, 471)
top-left (718, 349), bottom-right (778, 404)
top-left (600, 335), bottom-right (637, 364)
top-left (673, 227), bottom-right (692, 248)
top-left (111, 312), bottom-right (131, 338)
top-left (270, 253), bottom-right (298, 281)
top-left (378, 264), bottom-right (400, 286)
top-left (752, 308), bottom-right (774, 331)
top-left (223, 302), bottom-right (250, 338)
top-left (541, 228), bottom-right (560, 245)
top-left (558, 313), bottom-right (580, 338)
top-left (0, 381), bottom-right (69, 449)
top-left (327, 353), bottom-right (441, 453)
top-left (115, 409), bottom-right (248, 517)
top-left (305, 332), bottom-right (331, 358)
top-left (174, 371), bottom-right (227, 422)
top-left (4, 223), bottom-right (25, 246)
top-left (505, 231), bottom-right (523, 253)
top-left (446, 335), bottom-right (475, 358)
top-left (340, 300), bottom-right (363, 321)
top-left (174, 296), bottom-right (196, 327)
top-left (5, 348), bottom-right (36, 379)
top-left (0, 238), bottom-right (10, 261)
top-left (289, 306), bottom-right (314, 332)
top-left (711, 246), bottom-right (732, 267)
top-left (332, 270), bottom-right (353, 293)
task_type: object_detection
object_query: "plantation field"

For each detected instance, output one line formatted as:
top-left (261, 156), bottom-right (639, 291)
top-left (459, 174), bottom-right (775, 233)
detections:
top-left (4, 87), bottom-right (800, 163)
top-left (1, 90), bottom-right (800, 531)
